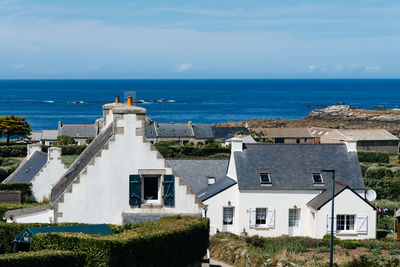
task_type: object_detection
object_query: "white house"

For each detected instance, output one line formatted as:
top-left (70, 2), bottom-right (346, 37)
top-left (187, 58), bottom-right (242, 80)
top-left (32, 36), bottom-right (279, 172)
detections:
top-left (5, 98), bottom-right (203, 224)
top-left (3, 145), bottom-right (67, 202)
top-left (197, 138), bottom-right (376, 239)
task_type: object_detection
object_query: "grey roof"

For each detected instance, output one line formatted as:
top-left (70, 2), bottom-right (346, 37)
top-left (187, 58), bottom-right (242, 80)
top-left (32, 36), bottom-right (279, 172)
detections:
top-left (145, 125), bottom-right (157, 139)
top-left (234, 144), bottom-right (365, 191)
top-left (307, 181), bottom-right (376, 210)
top-left (59, 124), bottom-right (97, 138)
top-left (30, 132), bottom-right (42, 142)
top-left (41, 130), bottom-right (58, 141)
top-left (192, 126), bottom-right (214, 139)
top-left (167, 159), bottom-right (229, 193)
top-left (252, 128), bottom-right (313, 138)
top-left (197, 176), bottom-right (237, 201)
top-left (4, 204), bottom-right (51, 219)
top-left (51, 122), bottom-right (114, 202)
top-left (212, 127), bottom-right (249, 139)
top-left (156, 124), bottom-right (193, 138)
top-left (6, 151), bottom-right (48, 183)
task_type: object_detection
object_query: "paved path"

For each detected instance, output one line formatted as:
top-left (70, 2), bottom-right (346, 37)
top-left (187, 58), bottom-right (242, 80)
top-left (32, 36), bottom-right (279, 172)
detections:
top-left (209, 258), bottom-right (234, 267)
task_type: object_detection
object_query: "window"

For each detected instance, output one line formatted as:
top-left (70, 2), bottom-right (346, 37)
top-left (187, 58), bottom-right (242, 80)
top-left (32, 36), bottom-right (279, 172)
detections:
top-left (208, 176), bottom-right (216, 185)
top-left (260, 173), bottom-right (271, 184)
top-left (223, 207), bottom-right (234, 225)
top-left (256, 208), bottom-right (267, 225)
top-left (289, 209), bottom-right (300, 227)
top-left (312, 173), bottom-right (323, 184)
top-left (336, 214), bottom-right (355, 231)
top-left (275, 138), bottom-right (284, 143)
top-left (142, 176), bottom-right (160, 203)
top-left (296, 139), bottom-right (300, 144)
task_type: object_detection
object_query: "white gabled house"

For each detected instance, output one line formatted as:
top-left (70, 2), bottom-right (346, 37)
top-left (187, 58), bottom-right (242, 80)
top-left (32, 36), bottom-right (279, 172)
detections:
top-left (198, 138), bottom-right (376, 239)
top-left (5, 98), bottom-right (203, 224)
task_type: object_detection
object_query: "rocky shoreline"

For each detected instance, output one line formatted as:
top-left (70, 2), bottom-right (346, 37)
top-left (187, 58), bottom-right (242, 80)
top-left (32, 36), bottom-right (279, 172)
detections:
top-left (214, 105), bottom-right (400, 135)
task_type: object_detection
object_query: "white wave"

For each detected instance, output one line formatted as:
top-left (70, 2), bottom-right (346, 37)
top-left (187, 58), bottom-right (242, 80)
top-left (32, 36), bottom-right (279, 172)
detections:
top-left (43, 100), bottom-right (55, 103)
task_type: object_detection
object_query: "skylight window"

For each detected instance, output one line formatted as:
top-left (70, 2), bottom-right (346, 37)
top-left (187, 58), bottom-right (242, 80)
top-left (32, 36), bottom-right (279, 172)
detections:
top-left (312, 173), bottom-right (323, 184)
top-left (260, 173), bottom-right (271, 184)
top-left (208, 176), bottom-right (216, 185)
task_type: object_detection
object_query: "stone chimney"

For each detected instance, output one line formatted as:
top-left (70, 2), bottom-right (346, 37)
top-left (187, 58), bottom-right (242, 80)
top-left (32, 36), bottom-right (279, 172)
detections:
top-left (48, 147), bottom-right (62, 161)
top-left (27, 144), bottom-right (41, 159)
top-left (227, 137), bottom-right (244, 180)
top-left (343, 138), bottom-right (357, 152)
top-left (231, 136), bottom-right (244, 152)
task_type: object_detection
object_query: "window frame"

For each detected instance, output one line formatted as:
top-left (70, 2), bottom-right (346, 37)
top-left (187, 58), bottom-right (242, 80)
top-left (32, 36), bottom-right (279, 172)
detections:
top-left (208, 176), bottom-right (216, 185)
top-left (223, 207), bottom-right (234, 225)
top-left (141, 175), bottom-right (161, 204)
top-left (255, 208), bottom-right (267, 226)
top-left (336, 214), bottom-right (355, 232)
top-left (312, 173), bottom-right (324, 184)
top-left (259, 173), bottom-right (271, 184)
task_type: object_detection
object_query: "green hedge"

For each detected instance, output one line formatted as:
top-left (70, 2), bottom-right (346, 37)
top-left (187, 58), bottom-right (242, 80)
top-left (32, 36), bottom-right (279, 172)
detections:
top-left (0, 183), bottom-right (32, 203)
top-left (358, 151), bottom-right (389, 163)
top-left (31, 216), bottom-right (209, 267)
top-left (155, 142), bottom-right (231, 158)
top-left (41, 145), bottom-right (87, 155)
top-left (0, 250), bottom-right (85, 267)
top-left (365, 178), bottom-right (400, 200)
top-left (0, 146), bottom-right (27, 157)
top-left (377, 217), bottom-right (396, 230)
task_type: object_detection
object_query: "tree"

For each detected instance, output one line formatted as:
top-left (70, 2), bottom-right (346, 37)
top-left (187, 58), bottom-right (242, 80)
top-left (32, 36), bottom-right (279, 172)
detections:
top-left (56, 135), bottom-right (75, 145)
top-left (0, 115), bottom-right (31, 145)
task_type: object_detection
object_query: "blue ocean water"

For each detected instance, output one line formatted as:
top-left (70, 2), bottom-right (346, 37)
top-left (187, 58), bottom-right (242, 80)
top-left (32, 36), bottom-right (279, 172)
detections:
top-left (0, 79), bottom-right (399, 131)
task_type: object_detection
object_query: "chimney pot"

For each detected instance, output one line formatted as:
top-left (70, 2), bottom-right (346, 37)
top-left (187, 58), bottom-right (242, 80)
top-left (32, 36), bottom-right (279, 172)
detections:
top-left (127, 96), bottom-right (133, 106)
top-left (115, 96), bottom-right (120, 103)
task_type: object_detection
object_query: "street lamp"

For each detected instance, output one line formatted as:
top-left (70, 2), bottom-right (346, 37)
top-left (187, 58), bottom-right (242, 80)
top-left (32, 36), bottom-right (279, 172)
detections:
top-left (321, 169), bottom-right (335, 267)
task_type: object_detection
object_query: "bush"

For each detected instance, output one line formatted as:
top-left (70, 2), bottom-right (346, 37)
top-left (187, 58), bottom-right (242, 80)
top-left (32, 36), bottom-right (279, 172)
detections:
top-left (358, 151), bottom-right (389, 163)
top-left (207, 153), bottom-right (230, 159)
top-left (31, 216), bottom-right (209, 267)
top-left (344, 254), bottom-right (400, 267)
top-left (0, 250), bottom-right (85, 267)
top-left (377, 217), bottom-right (395, 230)
top-left (245, 235), bottom-right (265, 248)
top-left (365, 178), bottom-right (400, 200)
top-left (365, 167), bottom-right (388, 179)
top-left (154, 142), bottom-right (231, 159)
top-left (340, 240), bottom-right (359, 249)
top-left (388, 248), bottom-right (400, 255)
top-left (56, 135), bottom-right (75, 146)
top-left (322, 234), bottom-right (340, 247)
top-left (0, 158), bottom-right (20, 182)
top-left (0, 183), bottom-right (32, 203)
top-left (0, 146), bottom-right (27, 157)
top-left (85, 137), bottom-right (94, 145)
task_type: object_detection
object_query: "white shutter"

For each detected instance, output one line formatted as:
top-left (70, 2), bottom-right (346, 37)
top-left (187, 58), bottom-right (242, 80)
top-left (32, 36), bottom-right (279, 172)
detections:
top-left (326, 216), bottom-right (336, 233)
top-left (267, 208), bottom-right (275, 228)
top-left (356, 215), bottom-right (368, 233)
top-left (209, 224), bottom-right (217, 236)
top-left (249, 208), bottom-right (256, 228)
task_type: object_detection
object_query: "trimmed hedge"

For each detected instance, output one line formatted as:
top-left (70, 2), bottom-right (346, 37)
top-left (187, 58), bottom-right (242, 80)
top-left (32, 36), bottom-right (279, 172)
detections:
top-left (41, 145), bottom-right (87, 155)
top-left (0, 146), bottom-right (27, 157)
top-left (365, 178), bottom-right (400, 200)
top-left (0, 250), bottom-right (85, 267)
top-left (31, 216), bottom-right (209, 267)
top-left (155, 142), bottom-right (231, 158)
top-left (0, 183), bottom-right (32, 203)
top-left (0, 222), bottom-right (79, 254)
top-left (358, 151), bottom-right (389, 163)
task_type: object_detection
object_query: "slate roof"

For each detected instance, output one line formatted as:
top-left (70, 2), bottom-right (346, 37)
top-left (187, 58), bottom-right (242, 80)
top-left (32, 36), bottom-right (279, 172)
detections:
top-left (30, 132), bottom-right (42, 142)
top-left (41, 130), bottom-right (58, 141)
top-left (145, 125), bottom-right (157, 139)
top-left (167, 159), bottom-right (229, 193)
top-left (252, 128), bottom-right (313, 138)
top-left (192, 126), bottom-right (214, 139)
top-left (212, 127), bottom-right (249, 139)
top-left (5, 151), bottom-right (48, 183)
top-left (197, 176), bottom-right (237, 201)
top-left (59, 124), bottom-right (97, 138)
top-left (4, 204), bottom-right (51, 219)
top-left (234, 144), bottom-right (365, 191)
top-left (337, 129), bottom-right (399, 141)
top-left (51, 122), bottom-right (114, 202)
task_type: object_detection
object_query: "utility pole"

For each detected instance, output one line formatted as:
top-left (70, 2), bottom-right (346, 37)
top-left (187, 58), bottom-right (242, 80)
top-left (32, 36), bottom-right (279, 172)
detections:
top-left (322, 170), bottom-right (335, 267)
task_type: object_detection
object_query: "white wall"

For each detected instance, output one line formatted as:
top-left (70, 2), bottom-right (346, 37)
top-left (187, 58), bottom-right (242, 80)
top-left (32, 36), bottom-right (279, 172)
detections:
top-left (32, 147), bottom-right (67, 202)
top-left (316, 188), bottom-right (376, 239)
top-left (8, 209), bottom-right (54, 223)
top-left (57, 107), bottom-right (203, 225)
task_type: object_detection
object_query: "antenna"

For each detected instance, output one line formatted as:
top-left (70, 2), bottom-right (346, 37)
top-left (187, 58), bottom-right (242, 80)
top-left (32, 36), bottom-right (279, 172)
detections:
top-left (366, 189), bottom-right (377, 202)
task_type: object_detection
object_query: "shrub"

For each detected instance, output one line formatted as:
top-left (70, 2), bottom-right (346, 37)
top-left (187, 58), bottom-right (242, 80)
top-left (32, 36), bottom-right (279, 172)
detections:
top-left (358, 151), bottom-right (389, 163)
top-left (365, 167), bottom-right (388, 179)
top-left (207, 153), bottom-right (230, 159)
top-left (56, 135), bottom-right (75, 146)
top-left (0, 183), bottom-right (32, 203)
top-left (344, 254), bottom-right (400, 267)
top-left (0, 146), bottom-right (27, 157)
top-left (0, 158), bottom-right (20, 182)
top-left (377, 217), bottom-right (395, 230)
top-left (85, 137), bottom-right (94, 145)
top-left (388, 248), bottom-right (400, 255)
top-left (0, 250), bottom-right (85, 267)
top-left (316, 246), bottom-right (330, 253)
top-left (155, 141), bottom-right (230, 158)
top-left (31, 216), bottom-right (209, 267)
top-left (322, 234), bottom-right (340, 247)
top-left (340, 240), bottom-right (359, 249)
top-left (365, 178), bottom-right (400, 200)
top-left (245, 235), bottom-right (265, 248)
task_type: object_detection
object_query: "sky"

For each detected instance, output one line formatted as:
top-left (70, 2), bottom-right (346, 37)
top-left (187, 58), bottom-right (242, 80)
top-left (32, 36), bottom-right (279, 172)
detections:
top-left (0, 0), bottom-right (399, 79)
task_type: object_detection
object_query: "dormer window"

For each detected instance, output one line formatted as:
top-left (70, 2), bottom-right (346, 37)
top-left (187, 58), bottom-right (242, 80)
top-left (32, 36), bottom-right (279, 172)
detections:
top-left (312, 173), bottom-right (323, 184)
top-left (208, 176), bottom-right (216, 185)
top-left (260, 173), bottom-right (271, 184)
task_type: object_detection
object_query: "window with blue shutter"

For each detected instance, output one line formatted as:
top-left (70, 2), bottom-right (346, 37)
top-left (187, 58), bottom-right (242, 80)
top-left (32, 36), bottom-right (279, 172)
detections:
top-left (129, 175), bottom-right (141, 207)
top-left (163, 175), bottom-right (175, 207)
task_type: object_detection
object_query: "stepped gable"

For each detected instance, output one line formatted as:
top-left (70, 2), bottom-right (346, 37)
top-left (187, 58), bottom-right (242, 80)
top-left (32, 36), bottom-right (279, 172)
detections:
top-left (50, 122), bottom-right (114, 203)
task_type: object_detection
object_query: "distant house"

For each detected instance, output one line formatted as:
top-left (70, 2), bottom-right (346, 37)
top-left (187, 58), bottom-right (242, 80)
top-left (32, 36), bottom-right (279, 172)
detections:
top-left (252, 128), bottom-right (316, 144)
top-left (145, 122), bottom-right (213, 144)
top-left (40, 130), bottom-right (58, 146)
top-left (58, 121), bottom-right (98, 145)
top-left (320, 129), bottom-right (399, 153)
top-left (198, 138), bottom-right (376, 239)
top-left (223, 135), bottom-right (256, 147)
top-left (3, 145), bottom-right (67, 202)
top-left (211, 127), bottom-right (249, 141)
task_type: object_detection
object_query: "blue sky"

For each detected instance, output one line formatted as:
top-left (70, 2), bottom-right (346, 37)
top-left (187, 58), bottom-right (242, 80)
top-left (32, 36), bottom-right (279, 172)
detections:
top-left (0, 0), bottom-right (399, 78)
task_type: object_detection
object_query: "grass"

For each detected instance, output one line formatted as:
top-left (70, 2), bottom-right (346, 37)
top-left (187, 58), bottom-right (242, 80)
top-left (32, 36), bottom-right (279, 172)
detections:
top-left (61, 154), bottom-right (79, 168)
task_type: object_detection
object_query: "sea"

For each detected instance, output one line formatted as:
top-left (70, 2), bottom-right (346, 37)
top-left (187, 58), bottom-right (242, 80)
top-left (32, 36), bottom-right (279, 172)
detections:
top-left (0, 79), bottom-right (399, 131)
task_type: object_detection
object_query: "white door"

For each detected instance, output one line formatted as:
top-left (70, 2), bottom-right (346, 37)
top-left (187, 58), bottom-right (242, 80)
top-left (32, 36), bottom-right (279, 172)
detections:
top-left (288, 208), bottom-right (301, 236)
top-left (222, 207), bottom-right (234, 233)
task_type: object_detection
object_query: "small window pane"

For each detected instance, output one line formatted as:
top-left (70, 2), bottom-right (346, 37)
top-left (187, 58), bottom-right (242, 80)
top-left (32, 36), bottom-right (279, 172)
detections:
top-left (312, 173), bottom-right (323, 184)
top-left (289, 209), bottom-right (300, 227)
top-left (336, 214), bottom-right (355, 231)
top-left (256, 208), bottom-right (267, 225)
top-left (260, 173), bottom-right (271, 184)
top-left (208, 177), bottom-right (216, 185)
top-left (143, 177), bottom-right (158, 200)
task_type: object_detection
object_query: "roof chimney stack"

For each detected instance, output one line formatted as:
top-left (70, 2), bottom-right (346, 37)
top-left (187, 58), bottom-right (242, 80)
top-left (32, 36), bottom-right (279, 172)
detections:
top-left (127, 96), bottom-right (133, 106)
top-left (343, 138), bottom-right (357, 152)
top-left (115, 96), bottom-right (120, 103)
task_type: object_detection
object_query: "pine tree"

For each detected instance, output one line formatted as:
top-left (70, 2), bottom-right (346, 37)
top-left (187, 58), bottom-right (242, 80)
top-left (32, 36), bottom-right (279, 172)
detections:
top-left (0, 115), bottom-right (31, 145)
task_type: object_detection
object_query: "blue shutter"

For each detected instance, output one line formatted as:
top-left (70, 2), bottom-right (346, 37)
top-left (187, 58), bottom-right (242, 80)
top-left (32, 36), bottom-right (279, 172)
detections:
top-left (163, 175), bottom-right (175, 207)
top-left (129, 175), bottom-right (141, 207)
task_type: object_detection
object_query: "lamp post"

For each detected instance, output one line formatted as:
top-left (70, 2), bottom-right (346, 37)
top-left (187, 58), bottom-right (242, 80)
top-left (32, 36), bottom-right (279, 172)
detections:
top-left (322, 169), bottom-right (335, 267)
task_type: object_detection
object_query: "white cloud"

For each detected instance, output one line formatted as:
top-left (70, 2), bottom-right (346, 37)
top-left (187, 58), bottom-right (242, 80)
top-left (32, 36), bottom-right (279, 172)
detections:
top-left (365, 66), bottom-right (381, 73)
top-left (11, 64), bottom-right (25, 70)
top-left (88, 64), bottom-right (100, 71)
top-left (348, 64), bottom-right (360, 72)
top-left (334, 64), bottom-right (343, 72)
top-left (308, 64), bottom-right (317, 72)
top-left (172, 63), bottom-right (192, 72)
